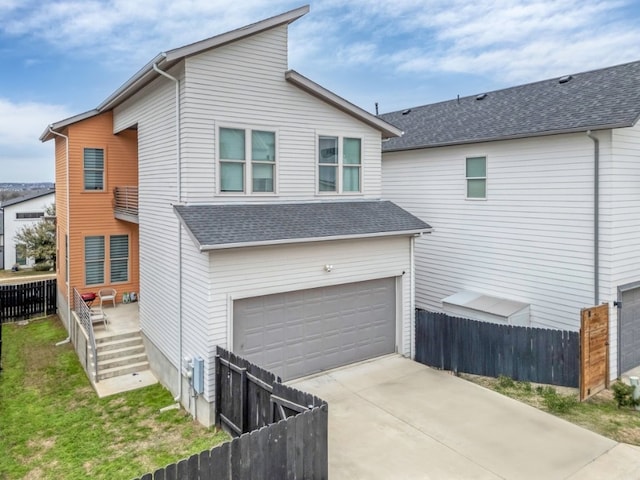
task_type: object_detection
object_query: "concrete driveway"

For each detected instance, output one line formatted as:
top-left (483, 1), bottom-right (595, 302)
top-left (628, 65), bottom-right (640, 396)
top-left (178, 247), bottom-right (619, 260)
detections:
top-left (290, 355), bottom-right (640, 479)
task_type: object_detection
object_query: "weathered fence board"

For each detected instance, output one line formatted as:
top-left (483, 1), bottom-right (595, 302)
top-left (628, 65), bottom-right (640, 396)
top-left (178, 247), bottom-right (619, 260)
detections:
top-left (580, 304), bottom-right (610, 400)
top-left (0, 279), bottom-right (56, 322)
top-left (135, 348), bottom-right (328, 480)
top-left (416, 309), bottom-right (580, 387)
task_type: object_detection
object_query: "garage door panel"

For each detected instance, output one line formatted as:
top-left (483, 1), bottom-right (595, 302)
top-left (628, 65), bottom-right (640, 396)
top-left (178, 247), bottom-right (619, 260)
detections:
top-left (621, 286), bottom-right (640, 373)
top-left (234, 277), bottom-right (396, 380)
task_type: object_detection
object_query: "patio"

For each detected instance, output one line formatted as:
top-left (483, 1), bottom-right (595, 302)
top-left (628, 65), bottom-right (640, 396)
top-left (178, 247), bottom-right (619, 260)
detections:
top-left (91, 301), bottom-right (140, 338)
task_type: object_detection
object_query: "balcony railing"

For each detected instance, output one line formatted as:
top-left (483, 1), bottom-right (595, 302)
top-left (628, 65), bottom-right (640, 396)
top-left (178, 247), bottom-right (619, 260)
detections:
top-left (114, 186), bottom-right (138, 223)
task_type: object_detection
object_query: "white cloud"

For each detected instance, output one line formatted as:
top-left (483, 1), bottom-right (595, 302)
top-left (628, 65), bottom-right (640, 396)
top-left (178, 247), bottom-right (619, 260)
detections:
top-left (0, 99), bottom-right (73, 182)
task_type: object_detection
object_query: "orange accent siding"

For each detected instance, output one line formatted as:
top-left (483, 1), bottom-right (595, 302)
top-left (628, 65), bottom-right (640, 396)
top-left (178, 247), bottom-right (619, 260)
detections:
top-left (54, 111), bottom-right (139, 305)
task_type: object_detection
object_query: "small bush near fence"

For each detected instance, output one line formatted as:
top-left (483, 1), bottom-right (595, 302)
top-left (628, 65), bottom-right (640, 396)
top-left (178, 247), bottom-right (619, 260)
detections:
top-left (0, 279), bottom-right (56, 323)
top-left (415, 309), bottom-right (579, 387)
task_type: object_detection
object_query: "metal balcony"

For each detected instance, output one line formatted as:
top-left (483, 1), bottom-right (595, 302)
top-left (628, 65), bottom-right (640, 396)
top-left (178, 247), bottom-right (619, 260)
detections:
top-left (114, 186), bottom-right (138, 223)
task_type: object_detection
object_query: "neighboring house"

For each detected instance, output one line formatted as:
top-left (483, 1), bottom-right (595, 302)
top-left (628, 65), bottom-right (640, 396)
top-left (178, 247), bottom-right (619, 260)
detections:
top-left (41, 6), bottom-right (430, 426)
top-left (1, 189), bottom-right (55, 269)
top-left (380, 60), bottom-right (640, 380)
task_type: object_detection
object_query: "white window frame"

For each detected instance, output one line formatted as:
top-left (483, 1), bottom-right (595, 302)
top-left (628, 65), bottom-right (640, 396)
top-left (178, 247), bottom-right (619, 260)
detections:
top-left (465, 155), bottom-right (487, 200)
top-left (217, 125), bottom-right (278, 195)
top-left (316, 133), bottom-right (363, 195)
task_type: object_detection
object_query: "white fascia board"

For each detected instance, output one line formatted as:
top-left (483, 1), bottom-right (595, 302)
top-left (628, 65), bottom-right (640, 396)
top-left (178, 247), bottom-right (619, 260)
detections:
top-left (198, 229), bottom-right (432, 251)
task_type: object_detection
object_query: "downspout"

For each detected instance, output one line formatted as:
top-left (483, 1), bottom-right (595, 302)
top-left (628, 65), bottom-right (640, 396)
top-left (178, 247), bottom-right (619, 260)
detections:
top-left (410, 235), bottom-right (416, 359)
top-left (152, 60), bottom-right (184, 403)
top-left (586, 130), bottom-right (599, 305)
top-left (48, 127), bottom-right (71, 346)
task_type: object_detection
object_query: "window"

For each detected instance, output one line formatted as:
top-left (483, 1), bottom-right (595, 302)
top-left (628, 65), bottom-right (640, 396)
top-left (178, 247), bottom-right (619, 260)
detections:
top-left (85, 236), bottom-right (105, 285)
top-left (110, 235), bottom-right (129, 283)
top-left (84, 148), bottom-right (104, 190)
top-left (318, 136), bottom-right (362, 193)
top-left (343, 138), bottom-right (361, 192)
top-left (466, 156), bottom-right (486, 199)
top-left (16, 212), bottom-right (44, 219)
top-left (251, 130), bottom-right (275, 192)
top-left (219, 127), bottom-right (276, 193)
top-left (15, 245), bottom-right (26, 266)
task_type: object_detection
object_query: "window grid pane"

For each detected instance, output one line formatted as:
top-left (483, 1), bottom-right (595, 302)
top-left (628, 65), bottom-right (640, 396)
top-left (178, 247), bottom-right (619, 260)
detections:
top-left (220, 128), bottom-right (245, 160)
top-left (343, 138), bottom-right (361, 165)
top-left (319, 165), bottom-right (337, 192)
top-left (220, 162), bottom-right (245, 192)
top-left (85, 236), bottom-right (105, 285)
top-left (343, 166), bottom-right (361, 192)
top-left (110, 235), bottom-right (129, 283)
top-left (252, 163), bottom-right (274, 192)
top-left (466, 157), bottom-right (486, 178)
top-left (467, 179), bottom-right (486, 198)
top-left (251, 131), bottom-right (275, 162)
top-left (319, 137), bottom-right (338, 164)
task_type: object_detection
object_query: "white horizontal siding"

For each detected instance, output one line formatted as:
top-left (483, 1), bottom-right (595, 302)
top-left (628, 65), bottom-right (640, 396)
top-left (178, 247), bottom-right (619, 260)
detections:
top-left (186, 236), bottom-right (413, 400)
top-left (607, 123), bottom-right (640, 377)
top-left (113, 66), bottom-right (184, 365)
top-left (180, 26), bottom-right (382, 203)
top-left (383, 132), bottom-right (600, 332)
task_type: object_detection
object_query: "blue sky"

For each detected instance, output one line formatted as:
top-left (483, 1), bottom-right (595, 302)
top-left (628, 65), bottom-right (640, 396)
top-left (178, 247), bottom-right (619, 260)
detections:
top-left (1, 0), bottom-right (640, 182)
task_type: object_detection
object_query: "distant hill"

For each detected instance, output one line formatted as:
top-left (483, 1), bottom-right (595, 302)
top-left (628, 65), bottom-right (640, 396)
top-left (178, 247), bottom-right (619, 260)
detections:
top-left (0, 183), bottom-right (55, 203)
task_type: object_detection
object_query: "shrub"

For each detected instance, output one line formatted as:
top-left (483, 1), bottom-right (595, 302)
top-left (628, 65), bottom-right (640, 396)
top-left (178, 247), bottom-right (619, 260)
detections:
top-left (539, 387), bottom-right (578, 414)
top-left (612, 381), bottom-right (639, 409)
top-left (33, 262), bottom-right (53, 272)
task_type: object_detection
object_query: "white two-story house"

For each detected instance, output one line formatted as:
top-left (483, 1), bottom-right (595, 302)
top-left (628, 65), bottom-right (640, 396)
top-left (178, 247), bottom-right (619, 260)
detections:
top-left (381, 61), bottom-right (640, 380)
top-left (43, 6), bottom-right (430, 425)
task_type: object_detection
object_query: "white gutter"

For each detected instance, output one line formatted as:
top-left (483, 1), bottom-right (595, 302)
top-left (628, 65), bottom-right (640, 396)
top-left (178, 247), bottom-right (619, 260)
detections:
top-left (587, 130), bottom-right (600, 305)
top-left (152, 61), bottom-right (184, 403)
top-left (48, 127), bottom-right (71, 346)
top-left (196, 229), bottom-right (433, 251)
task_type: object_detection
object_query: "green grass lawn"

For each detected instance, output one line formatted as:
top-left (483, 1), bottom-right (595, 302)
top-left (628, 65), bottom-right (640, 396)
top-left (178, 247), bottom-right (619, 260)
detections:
top-left (0, 316), bottom-right (228, 480)
top-left (462, 374), bottom-right (640, 445)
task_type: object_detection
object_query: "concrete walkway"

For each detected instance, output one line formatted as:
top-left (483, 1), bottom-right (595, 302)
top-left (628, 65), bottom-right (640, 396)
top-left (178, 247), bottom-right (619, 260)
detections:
top-left (291, 355), bottom-right (640, 479)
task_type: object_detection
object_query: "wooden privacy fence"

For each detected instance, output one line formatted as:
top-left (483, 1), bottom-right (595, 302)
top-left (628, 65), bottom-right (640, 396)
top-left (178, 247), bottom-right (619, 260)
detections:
top-left (416, 309), bottom-right (580, 387)
top-left (0, 279), bottom-right (56, 323)
top-left (580, 304), bottom-right (609, 400)
top-left (134, 347), bottom-right (328, 480)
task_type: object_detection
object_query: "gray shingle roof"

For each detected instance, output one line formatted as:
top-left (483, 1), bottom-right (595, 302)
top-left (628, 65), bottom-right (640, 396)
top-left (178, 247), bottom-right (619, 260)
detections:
top-left (380, 60), bottom-right (640, 152)
top-left (0, 189), bottom-right (55, 208)
top-left (174, 201), bottom-right (431, 250)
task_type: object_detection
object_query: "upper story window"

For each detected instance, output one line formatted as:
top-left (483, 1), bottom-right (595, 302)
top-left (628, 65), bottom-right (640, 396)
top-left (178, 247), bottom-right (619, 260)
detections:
top-left (466, 156), bottom-right (486, 199)
top-left (219, 127), bottom-right (276, 194)
top-left (84, 148), bottom-right (105, 191)
top-left (318, 136), bottom-right (362, 193)
top-left (16, 212), bottom-right (44, 219)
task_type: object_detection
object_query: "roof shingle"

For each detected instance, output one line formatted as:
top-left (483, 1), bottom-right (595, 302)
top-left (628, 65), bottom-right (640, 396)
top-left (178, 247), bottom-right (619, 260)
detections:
top-left (381, 60), bottom-right (640, 151)
top-left (174, 201), bottom-right (431, 250)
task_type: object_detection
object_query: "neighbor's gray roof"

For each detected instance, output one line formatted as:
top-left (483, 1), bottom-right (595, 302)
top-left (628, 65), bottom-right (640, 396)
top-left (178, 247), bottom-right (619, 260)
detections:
top-left (381, 60), bottom-right (640, 152)
top-left (174, 201), bottom-right (431, 250)
top-left (0, 189), bottom-right (55, 209)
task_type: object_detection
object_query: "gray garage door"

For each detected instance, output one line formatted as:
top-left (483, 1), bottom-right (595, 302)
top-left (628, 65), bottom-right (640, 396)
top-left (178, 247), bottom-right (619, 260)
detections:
top-left (620, 285), bottom-right (640, 373)
top-left (234, 277), bottom-right (396, 381)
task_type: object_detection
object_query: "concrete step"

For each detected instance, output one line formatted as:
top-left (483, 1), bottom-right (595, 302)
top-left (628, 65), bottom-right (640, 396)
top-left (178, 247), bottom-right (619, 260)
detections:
top-left (95, 360), bottom-right (150, 382)
top-left (99, 352), bottom-right (149, 370)
top-left (96, 337), bottom-right (143, 353)
top-left (95, 330), bottom-right (142, 344)
top-left (97, 344), bottom-right (146, 361)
